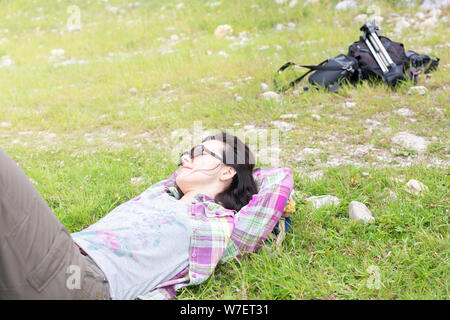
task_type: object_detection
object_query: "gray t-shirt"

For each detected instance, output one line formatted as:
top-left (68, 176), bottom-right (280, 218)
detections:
top-left (71, 189), bottom-right (191, 300)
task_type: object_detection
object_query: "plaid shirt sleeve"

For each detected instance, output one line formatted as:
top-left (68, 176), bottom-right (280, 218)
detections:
top-left (221, 167), bottom-right (294, 261)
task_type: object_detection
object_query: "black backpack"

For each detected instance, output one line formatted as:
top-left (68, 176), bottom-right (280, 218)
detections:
top-left (347, 35), bottom-right (410, 86)
top-left (273, 54), bottom-right (359, 93)
top-left (274, 23), bottom-right (440, 93)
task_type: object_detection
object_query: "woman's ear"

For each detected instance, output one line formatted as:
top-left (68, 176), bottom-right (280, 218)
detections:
top-left (220, 165), bottom-right (236, 182)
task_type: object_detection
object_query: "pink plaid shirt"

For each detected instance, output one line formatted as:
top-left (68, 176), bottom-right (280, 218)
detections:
top-left (137, 166), bottom-right (294, 300)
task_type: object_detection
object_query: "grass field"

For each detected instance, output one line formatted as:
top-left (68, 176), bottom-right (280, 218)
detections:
top-left (0, 0), bottom-right (448, 299)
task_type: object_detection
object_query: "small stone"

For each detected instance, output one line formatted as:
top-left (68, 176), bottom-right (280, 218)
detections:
top-left (217, 50), bottom-right (229, 57)
top-left (396, 108), bottom-right (415, 117)
top-left (391, 132), bottom-right (429, 154)
top-left (353, 14), bottom-right (368, 23)
top-left (305, 195), bottom-right (340, 209)
top-left (420, 0), bottom-right (449, 11)
top-left (408, 86), bottom-right (428, 95)
top-left (335, 0), bottom-right (357, 11)
top-left (287, 22), bottom-right (296, 30)
top-left (405, 179), bottom-right (429, 195)
top-left (50, 49), bottom-right (65, 56)
top-left (130, 177), bottom-right (144, 185)
top-left (0, 121), bottom-right (12, 127)
top-left (270, 121), bottom-right (295, 131)
top-left (428, 8), bottom-right (442, 18)
top-left (214, 24), bottom-right (233, 38)
top-left (280, 113), bottom-right (298, 119)
top-left (275, 23), bottom-right (284, 31)
top-left (349, 201), bottom-right (375, 223)
top-left (106, 6), bottom-right (119, 14)
top-left (129, 87), bottom-right (137, 95)
top-left (343, 101), bottom-right (357, 108)
top-left (0, 55), bottom-right (13, 67)
top-left (262, 91), bottom-right (281, 101)
top-left (420, 16), bottom-right (439, 28)
top-left (304, 0), bottom-right (319, 5)
top-left (289, 0), bottom-right (299, 8)
top-left (351, 144), bottom-right (373, 157)
top-left (394, 18), bottom-right (411, 34)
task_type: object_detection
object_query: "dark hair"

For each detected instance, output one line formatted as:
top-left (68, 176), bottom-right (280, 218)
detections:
top-left (176, 132), bottom-right (258, 211)
top-left (203, 132), bottom-right (258, 211)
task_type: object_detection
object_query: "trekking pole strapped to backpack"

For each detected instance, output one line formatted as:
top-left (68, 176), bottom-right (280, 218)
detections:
top-left (359, 20), bottom-right (405, 86)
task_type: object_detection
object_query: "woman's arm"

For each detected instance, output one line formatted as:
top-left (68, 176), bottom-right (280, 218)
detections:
top-left (222, 167), bottom-right (294, 260)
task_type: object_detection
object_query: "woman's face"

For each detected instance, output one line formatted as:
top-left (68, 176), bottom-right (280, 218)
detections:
top-left (175, 139), bottom-right (232, 195)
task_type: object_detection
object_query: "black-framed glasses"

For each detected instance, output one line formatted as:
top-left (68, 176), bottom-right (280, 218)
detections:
top-left (178, 144), bottom-right (224, 166)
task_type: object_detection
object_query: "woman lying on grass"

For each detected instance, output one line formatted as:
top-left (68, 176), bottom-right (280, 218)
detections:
top-left (0, 132), bottom-right (293, 300)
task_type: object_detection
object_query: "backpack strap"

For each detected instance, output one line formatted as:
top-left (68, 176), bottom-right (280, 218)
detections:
top-left (274, 59), bottom-right (329, 92)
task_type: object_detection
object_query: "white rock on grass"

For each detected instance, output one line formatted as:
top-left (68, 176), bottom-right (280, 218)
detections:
top-left (304, 0), bottom-right (319, 5)
top-left (351, 144), bottom-right (373, 157)
top-left (391, 132), bottom-right (429, 154)
top-left (130, 176), bottom-right (144, 185)
top-left (270, 120), bottom-right (295, 131)
top-left (0, 56), bottom-right (13, 67)
top-left (408, 86), bottom-right (428, 95)
top-left (289, 0), bottom-right (299, 7)
top-left (50, 49), bottom-right (65, 56)
top-left (214, 24), bottom-right (233, 38)
top-left (217, 50), bottom-right (229, 57)
top-left (420, 16), bottom-right (439, 28)
top-left (0, 121), bottom-right (12, 127)
top-left (405, 179), bottom-right (429, 195)
top-left (428, 8), bottom-right (443, 17)
top-left (343, 101), bottom-right (357, 108)
top-left (394, 18), bottom-right (411, 34)
top-left (279, 113), bottom-right (298, 119)
top-left (335, 0), bottom-right (357, 11)
top-left (262, 91), bottom-right (281, 101)
top-left (396, 108), bottom-right (415, 117)
top-left (349, 201), bottom-right (375, 223)
top-left (353, 14), bottom-right (368, 23)
top-left (306, 195), bottom-right (340, 209)
top-left (420, 0), bottom-right (449, 11)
